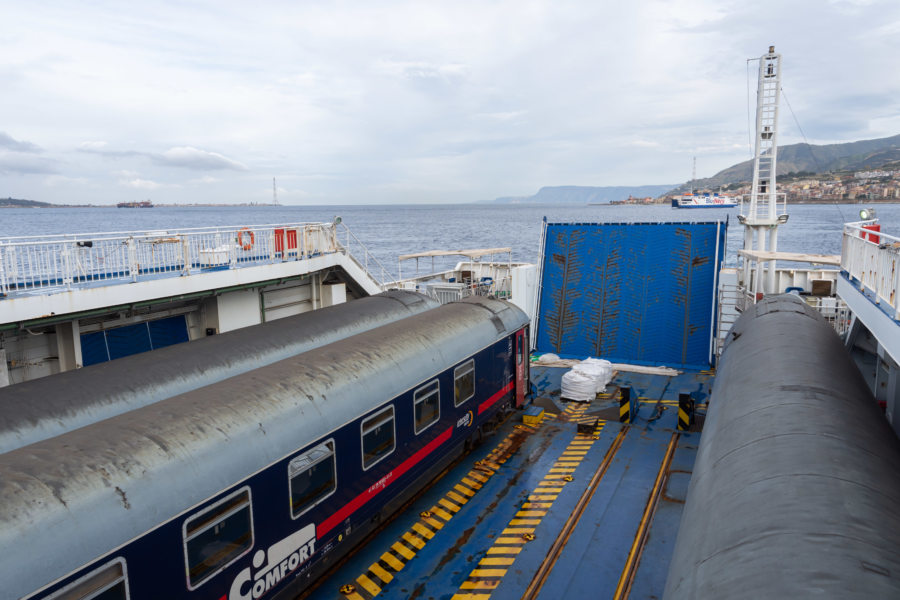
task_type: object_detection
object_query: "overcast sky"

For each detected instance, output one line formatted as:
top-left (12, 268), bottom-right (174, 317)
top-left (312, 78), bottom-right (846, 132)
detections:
top-left (1, 0), bottom-right (898, 205)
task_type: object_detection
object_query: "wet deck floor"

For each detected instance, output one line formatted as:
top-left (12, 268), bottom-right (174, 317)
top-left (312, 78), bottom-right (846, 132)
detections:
top-left (305, 366), bottom-right (712, 600)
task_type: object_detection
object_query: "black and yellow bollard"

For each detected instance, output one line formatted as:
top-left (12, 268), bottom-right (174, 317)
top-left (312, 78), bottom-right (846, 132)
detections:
top-left (619, 387), bottom-right (632, 423)
top-left (678, 393), bottom-right (694, 431)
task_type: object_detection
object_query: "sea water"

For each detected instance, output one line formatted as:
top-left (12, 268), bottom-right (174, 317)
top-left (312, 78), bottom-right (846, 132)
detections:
top-left (1, 203), bottom-right (896, 274)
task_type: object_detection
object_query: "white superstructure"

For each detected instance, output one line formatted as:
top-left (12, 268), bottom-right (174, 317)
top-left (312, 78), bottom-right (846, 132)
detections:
top-left (0, 221), bottom-right (391, 385)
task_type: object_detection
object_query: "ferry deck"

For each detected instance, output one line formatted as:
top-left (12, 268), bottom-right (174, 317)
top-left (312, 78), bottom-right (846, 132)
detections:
top-left (303, 365), bottom-right (710, 600)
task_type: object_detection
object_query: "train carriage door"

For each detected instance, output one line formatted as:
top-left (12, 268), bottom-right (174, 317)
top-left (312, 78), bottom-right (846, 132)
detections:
top-left (515, 328), bottom-right (527, 408)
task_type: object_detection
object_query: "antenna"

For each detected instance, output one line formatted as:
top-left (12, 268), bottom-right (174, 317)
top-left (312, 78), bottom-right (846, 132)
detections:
top-left (273, 177), bottom-right (279, 206)
top-left (691, 156), bottom-right (697, 194)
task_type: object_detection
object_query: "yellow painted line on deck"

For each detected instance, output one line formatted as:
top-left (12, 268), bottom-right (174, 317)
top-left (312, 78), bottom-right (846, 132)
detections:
top-left (356, 574), bottom-right (381, 596)
top-left (381, 552), bottom-right (405, 571)
top-left (402, 532), bottom-right (426, 550)
top-left (338, 410), bottom-right (547, 598)
top-left (501, 528), bottom-right (535, 535)
top-left (391, 542), bottom-right (415, 561)
top-left (412, 523), bottom-right (435, 539)
top-left (480, 556), bottom-right (516, 566)
top-left (452, 420), bottom-right (608, 599)
top-left (461, 580), bottom-right (501, 590)
top-left (447, 490), bottom-right (469, 505)
top-left (369, 563), bottom-right (393, 584)
top-left (487, 546), bottom-right (522, 555)
top-left (432, 506), bottom-right (454, 521)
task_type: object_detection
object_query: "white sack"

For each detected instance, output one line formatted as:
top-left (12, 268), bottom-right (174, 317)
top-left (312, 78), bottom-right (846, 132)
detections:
top-left (561, 369), bottom-right (596, 402)
top-left (572, 358), bottom-right (613, 394)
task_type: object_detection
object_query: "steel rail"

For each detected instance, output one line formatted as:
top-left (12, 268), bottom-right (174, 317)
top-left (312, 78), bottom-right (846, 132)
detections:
top-left (613, 432), bottom-right (680, 600)
top-left (521, 426), bottom-right (629, 600)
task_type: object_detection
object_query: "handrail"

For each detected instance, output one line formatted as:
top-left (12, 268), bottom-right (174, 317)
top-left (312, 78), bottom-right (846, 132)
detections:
top-left (335, 222), bottom-right (396, 288)
top-left (737, 192), bottom-right (788, 223)
top-left (0, 222), bottom-right (394, 298)
top-left (840, 220), bottom-right (900, 319)
top-left (0, 222), bottom-right (321, 244)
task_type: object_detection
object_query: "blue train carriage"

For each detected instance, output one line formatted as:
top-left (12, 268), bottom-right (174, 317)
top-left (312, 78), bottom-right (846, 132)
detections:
top-left (2, 296), bottom-right (530, 600)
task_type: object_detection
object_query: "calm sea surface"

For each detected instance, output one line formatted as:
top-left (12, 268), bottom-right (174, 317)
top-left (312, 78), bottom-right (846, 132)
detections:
top-left (1, 203), bottom-right (897, 274)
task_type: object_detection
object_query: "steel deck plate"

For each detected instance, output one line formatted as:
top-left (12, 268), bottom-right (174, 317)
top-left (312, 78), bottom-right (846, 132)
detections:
top-left (304, 367), bottom-right (710, 600)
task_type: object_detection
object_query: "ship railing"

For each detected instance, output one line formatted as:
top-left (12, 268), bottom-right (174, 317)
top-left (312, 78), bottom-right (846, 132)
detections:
top-left (716, 283), bottom-right (850, 357)
top-left (737, 192), bottom-right (788, 223)
top-left (0, 222), bottom-right (353, 297)
top-left (804, 295), bottom-right (851, 336)
top-left (333, 221), bottom-right (395, 288)
top-left (841, 220), bottom-right (900, 319)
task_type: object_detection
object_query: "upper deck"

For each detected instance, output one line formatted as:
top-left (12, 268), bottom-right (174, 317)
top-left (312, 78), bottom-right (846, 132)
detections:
top-left (0, 221), bottom-right (391, 323)
top-left (0, 222), bottom-right (395, 386)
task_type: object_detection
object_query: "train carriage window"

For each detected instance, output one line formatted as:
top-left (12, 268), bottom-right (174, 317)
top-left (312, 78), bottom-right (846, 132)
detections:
top-left (183, 488), bottom-right (253, 589)
top-left (289, 440), bottom-right (337, 519)
top-left (362, 406), bottom-right (395, 470)
top-left (454, 360), bottom-right (475, 406)
top-left (414, 380), bottom-right (440, 434)
top-left (46, 558), bottom-right (129, 600)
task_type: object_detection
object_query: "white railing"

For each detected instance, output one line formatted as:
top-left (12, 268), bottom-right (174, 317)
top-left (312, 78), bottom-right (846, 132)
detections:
top-left (335, 222), bottom-right (396, 287)
top-left (841, 220), bottom-right (900, 319)
top-left (738, 192), bottom-right (788, 223)
top-left (804, 295), bottom-right (851, 337)
top-left (0, 222), bottom-right (352, 297)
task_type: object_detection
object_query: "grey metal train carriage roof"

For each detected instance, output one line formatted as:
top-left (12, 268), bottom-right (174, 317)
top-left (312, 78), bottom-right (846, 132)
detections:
top-left (664, 294), bottom-right (900, 599)
top-left (0, 290), bottom-right (439, 454)
top-left (0, 296), bottom-right (528, 600)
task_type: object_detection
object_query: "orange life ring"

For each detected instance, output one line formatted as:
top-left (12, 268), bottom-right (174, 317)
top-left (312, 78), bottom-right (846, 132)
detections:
top-left (238, 228), bottom-right (254, 251)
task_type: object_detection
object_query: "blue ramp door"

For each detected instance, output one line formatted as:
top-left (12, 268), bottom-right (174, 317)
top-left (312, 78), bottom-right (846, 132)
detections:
top-left (534, 221), bottom-right (726, 370)
top-left (80, 315), bottom-right (190, 367)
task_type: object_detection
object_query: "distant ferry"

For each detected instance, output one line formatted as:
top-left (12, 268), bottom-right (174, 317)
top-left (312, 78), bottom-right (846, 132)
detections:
top-left (671, 192), bottom-right (737, 208)
top-left (117, 200), bottom-right (153, 208)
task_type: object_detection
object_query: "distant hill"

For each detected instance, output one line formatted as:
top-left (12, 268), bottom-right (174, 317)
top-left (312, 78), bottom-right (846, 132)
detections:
top-left (493, 184), bottom-right (677, 204)
top-left (670, 133), bottom-right (900, 194)
top-left (0, 197), bottom-right (53, 208)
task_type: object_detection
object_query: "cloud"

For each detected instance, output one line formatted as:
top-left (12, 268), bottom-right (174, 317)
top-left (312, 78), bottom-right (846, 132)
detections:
top-left (0, 132), bottom-right (41, 153)
top-left (114, 170), bottom-right (171, 190)
top-left (80, 145), bottom-right (246, 171)
top-left (189, 175), bottom-right (221, 184)
top-left (0, 155), bottom-right (57, 175)
top-left (122, 177), bottom-right (163, 190)
top-left (155, 147), bottom-right (247, 171)
top-left (44, 174), bottom-right (88, 186)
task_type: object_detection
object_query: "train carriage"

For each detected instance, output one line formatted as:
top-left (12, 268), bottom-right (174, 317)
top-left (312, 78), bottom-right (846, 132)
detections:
top-left (0, 296), bottom-right (529, 600)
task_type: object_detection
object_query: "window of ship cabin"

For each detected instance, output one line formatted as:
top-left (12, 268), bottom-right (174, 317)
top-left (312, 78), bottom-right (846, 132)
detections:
top-left (362, 406), bottom-right (395, 470)
top-left (183, 488), bottom-right (253, 589)
top-left (414, 380), bottom-right (440, 434)
top-left (289, 440), bottom-right (337, 519)
top-left (45, 558), bottom-right (129, 600)
top-left (454, 360), bottom-right (475, 406)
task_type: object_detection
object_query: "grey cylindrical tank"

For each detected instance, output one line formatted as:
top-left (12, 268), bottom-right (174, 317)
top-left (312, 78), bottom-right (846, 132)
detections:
top-left (664, 294), bottom-right (900, 599)
top-left (0, 290), bottom-right (438, 453)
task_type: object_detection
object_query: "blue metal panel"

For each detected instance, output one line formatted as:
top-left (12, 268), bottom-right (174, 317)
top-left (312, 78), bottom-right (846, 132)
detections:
top-left (105, 322), bottom-right (153, 360)
top-left (535, 221), bottom-right (726, 369)
top-left (147, 315), bottom-right (190, 348)
top-left (79, 316), bottom-right (188, 366)
top-left (80, 331), bottom-right (110, 367)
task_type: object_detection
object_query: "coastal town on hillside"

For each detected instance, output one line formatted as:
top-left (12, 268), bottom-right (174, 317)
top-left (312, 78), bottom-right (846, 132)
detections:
top-left (620, 168), bottom-right (900, 205)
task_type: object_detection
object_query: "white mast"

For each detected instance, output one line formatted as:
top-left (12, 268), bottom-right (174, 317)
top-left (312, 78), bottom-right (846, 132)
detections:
top-left (691, 156), bottom-right (696, 194)
top-left (273, 177), bottom-right (279, 206)
top-left (740, 45), bottom-right (786, 297)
